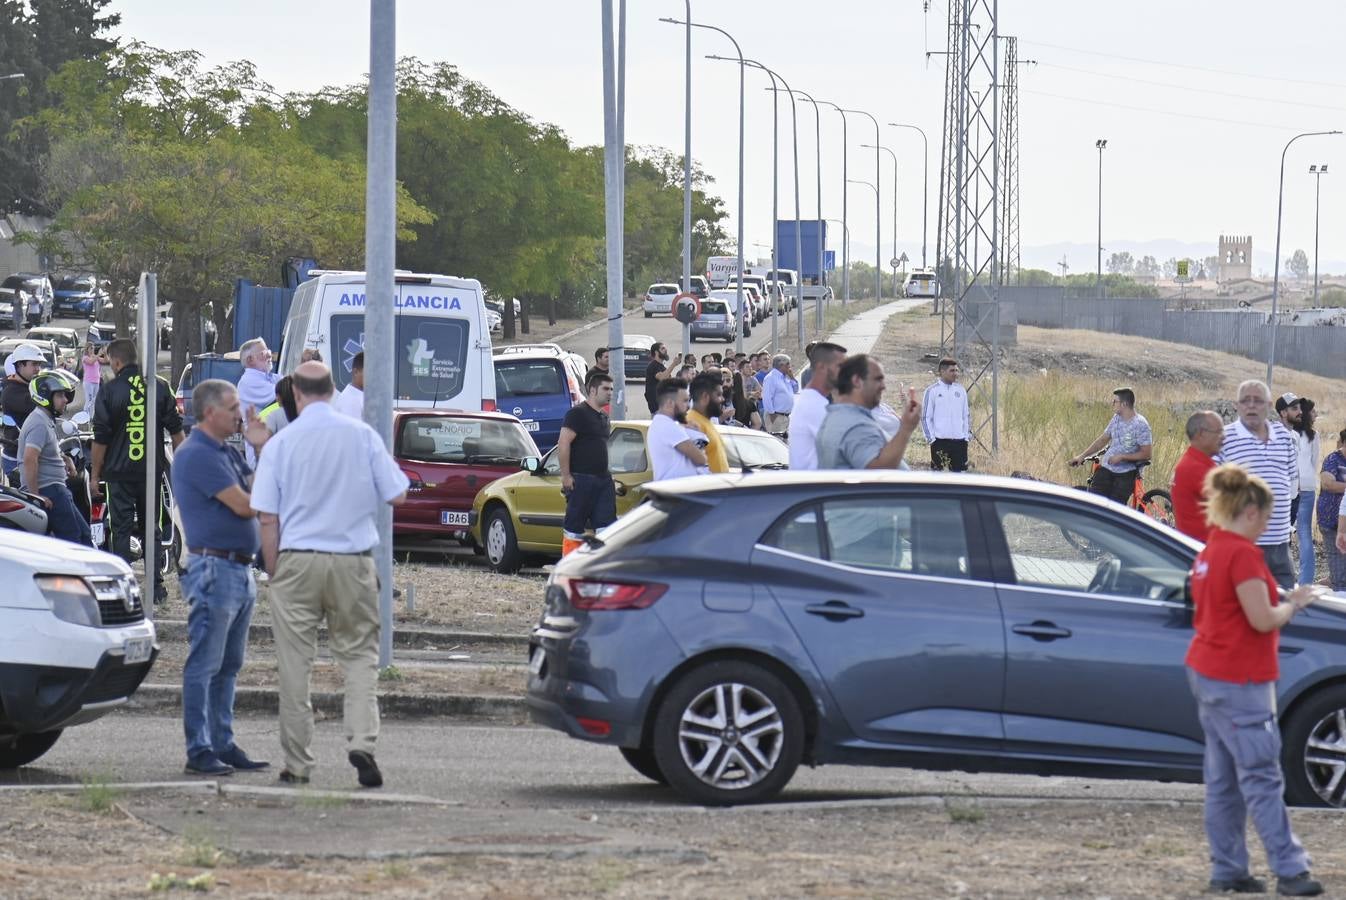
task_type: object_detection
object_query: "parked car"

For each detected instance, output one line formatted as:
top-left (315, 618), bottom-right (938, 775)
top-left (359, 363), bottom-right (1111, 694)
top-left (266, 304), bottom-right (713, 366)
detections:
top-left (470, 420), bottom-right (787, 573)
top-left (0, 338), bottom-right (59, 369)
top-left (621, 334), bottom-right (657, 380)
top-left (643, 283), bottom-right (680, 317)
top-left (393, 410), bottom-right (540, 541)
top-left (0, 273), bottom-right (54, 328)
top-left (484, 296), bottom-right (521, 317)
top-left (52, 275), bottom-right (108, 318)
top-left (0, 528), bottom-right (157, 769)
top-left (687, 275), bottom-right (710, 299)
top-left (175, 352), bottom-right (243, 433)
top-left (485, 307), bottom-right (503, 335)
top-left (524, 470), bottom-right (1346, 807)
top-left (491, 343), bottom-right (588, 453)
top-left (25, 326), bottom-right (82, 357)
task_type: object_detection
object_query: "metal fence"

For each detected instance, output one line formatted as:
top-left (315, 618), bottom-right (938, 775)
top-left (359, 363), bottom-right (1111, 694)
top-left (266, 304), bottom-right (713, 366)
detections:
top-left (1004, 287), bottom-right (1346, 381)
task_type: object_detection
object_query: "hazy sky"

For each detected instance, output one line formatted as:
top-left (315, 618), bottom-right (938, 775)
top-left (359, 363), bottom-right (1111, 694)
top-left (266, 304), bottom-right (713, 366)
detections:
top-left (111, 1), bottom-right (1346, 274)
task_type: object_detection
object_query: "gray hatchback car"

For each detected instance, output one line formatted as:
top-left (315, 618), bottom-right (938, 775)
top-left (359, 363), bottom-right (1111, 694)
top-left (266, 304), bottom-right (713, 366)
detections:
top-left (527, 471), bottom-right (1346, 806)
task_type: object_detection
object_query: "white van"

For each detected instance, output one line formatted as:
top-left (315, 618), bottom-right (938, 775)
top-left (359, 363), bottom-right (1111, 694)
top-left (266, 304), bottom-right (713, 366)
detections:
top-left (278, 270), bottom-right (498, 411)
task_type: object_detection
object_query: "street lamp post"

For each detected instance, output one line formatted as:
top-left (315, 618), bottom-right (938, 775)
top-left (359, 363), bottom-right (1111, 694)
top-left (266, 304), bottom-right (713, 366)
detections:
top-left (1269, 130), bottom-right (1342, 388)
top-left (847, 180), bottom-right (879, 299)
top-left (680, 2), bottom-right (693, 356)
top-left (661, 17), bottom-right (746, 354)
top-left (820, 100), bottom-right (848, 306)
top-left (789, 89), bottom-right (825, 337)
top-left (889, 122), bottom-right (928, 269)
top-left (753, 73), bottom-right (806, 353)
top-left (843, 109), bottom-right (882, 304)
top-left (1095, 138), bottom-right (1107, 298)
top-left (1310, 164), bottom-right (1330, 305)
top-left (864, 143), bottom-right (898, 300)
top-left (825, 218), bottom-right (850, 307)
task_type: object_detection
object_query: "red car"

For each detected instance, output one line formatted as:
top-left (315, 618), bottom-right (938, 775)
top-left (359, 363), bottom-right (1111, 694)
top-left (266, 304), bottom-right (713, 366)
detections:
top-left (393, 410), bottom-right (541, 540)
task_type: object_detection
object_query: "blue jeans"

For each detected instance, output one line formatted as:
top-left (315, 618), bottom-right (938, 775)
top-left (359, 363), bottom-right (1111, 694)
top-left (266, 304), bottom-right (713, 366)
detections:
top-left (562, 472), bottom-right (617, 537)
top-left (39, 482), bottom-right (91, 546)
top-left (1187, 669), bottom-right (1311, 881)
top-left (181, 555), bottom-right (256, 762)
top-left (1296, 491), bottom-right (1317, 585)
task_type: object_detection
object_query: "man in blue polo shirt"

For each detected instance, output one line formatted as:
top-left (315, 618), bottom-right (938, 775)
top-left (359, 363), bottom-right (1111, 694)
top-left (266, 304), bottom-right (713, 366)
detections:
top-left (172, 378), bottom-right (272, 777)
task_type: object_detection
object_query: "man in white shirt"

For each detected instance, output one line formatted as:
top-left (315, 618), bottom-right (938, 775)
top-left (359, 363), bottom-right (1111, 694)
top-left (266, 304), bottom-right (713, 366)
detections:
top-left (788, 342), bottom-right (847, 471)
top-left (250, 362), bottom-right (409, 789)
top-left (761, 353), bottom-right (798, 435)
top-left (331, 352), bottom-right (365, 419)
top-left (648, 379), bottom-right (708, 480)
top-left (921, 356), bottom-right (972, 471)
top-left (236, 338), bottom-right (277, 416)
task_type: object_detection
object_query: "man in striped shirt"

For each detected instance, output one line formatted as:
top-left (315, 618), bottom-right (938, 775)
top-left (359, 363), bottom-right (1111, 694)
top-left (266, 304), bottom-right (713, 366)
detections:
top-left (1215, 379), bottom-right (1298, 587)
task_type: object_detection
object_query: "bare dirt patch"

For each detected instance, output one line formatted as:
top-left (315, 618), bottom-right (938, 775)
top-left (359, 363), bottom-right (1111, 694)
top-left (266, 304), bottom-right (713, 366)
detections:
top-left (6, 792), bottom-right (1346, 898)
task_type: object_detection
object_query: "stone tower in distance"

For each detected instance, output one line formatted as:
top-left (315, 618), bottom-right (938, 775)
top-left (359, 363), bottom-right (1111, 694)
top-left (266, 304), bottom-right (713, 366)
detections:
top-left (1218, 234), bottom-right (1252, 283)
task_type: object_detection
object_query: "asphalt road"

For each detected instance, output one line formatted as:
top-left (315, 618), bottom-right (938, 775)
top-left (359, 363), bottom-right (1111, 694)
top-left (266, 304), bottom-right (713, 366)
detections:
top-left (15, 712), bottom-right (1205, 810)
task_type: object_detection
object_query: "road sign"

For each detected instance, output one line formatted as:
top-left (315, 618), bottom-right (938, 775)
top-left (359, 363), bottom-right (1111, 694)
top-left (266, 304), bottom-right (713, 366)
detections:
top-left (891, 256), bottom-right (903, 268)
top-left (1176, 259), bottom-right (1189, 280)
top-left (824, 251), bottom-right (836, 271)
top-left (673, 293), bottom-right (700, 324)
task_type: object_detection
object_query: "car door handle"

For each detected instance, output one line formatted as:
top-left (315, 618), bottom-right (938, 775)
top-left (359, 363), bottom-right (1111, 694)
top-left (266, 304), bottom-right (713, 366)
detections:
top-left (1011, 621), bottom-right (1072, 641)
top-left (804, 601), bottom-right (865, 621)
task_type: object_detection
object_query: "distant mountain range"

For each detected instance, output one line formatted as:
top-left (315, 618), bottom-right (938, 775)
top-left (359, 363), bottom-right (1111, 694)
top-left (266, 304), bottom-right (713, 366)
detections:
top-left (1020, 240), bottom-right (1346, 279)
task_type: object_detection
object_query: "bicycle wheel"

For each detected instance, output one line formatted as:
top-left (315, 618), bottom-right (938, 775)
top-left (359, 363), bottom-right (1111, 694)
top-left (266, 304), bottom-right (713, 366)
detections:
top-left (1140, 488), bottom-right (1175, 528)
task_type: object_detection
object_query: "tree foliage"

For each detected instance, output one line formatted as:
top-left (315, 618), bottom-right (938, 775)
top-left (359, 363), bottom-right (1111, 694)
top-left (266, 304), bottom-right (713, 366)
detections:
top-left (1288, 249), bottom-right (1310, 279)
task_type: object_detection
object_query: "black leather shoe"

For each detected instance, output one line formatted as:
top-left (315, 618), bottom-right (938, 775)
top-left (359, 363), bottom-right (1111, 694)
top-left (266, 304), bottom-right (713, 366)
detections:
top-left (1210, 874), bottom-right (1267, 894)
top-left (217, 747), bottom-right (270, 770)
top-left (277, 769), bottom-right (309, 785)
top-left (1277, 873), bottom-right (1323, 897)
top-left (348, 750), bottom-right (383, 788)
top-left (184, 755), bottom-right (233, 776)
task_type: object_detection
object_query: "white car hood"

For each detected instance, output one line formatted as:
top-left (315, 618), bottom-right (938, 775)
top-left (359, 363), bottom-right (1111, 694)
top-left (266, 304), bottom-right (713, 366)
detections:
top-left (0, 530), bottom-right (131, 576)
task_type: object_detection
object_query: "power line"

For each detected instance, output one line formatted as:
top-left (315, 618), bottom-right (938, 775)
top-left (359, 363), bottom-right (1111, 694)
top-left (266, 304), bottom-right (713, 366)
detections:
top-left (1037, 62), bottom-right (1346, 114)
top-left (1021, 39), bottom-right (1346, 91)
top-left (1023, 89), bottom-right (1306, 132)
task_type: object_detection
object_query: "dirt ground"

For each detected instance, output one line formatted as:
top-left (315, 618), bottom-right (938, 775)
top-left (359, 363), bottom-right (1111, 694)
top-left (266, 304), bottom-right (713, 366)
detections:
top-left (6, 792), bottom-right (1346, 898)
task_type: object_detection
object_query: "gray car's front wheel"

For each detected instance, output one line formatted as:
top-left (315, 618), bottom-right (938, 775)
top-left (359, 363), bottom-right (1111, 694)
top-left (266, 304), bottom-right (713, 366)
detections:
top-left (652, 660), bottom-right (803, 806)
top-left (0, 730), bottom-right (62, 768)
top-left (1283, 685), bottom-right (1346, 807)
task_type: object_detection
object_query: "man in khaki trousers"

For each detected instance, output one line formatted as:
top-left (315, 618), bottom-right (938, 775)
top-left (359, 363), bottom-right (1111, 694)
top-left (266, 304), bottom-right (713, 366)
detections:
top-left (250, 362), bottom-right (408, 788)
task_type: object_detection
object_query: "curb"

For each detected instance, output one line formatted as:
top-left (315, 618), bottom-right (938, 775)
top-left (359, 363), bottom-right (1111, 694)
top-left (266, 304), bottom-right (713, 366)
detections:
top-left (128, 684), bottom-right (528, 722)
top-left (0, 780), bottom-right (458, 806)
top-left (150, 620), bottom-right (530, 651)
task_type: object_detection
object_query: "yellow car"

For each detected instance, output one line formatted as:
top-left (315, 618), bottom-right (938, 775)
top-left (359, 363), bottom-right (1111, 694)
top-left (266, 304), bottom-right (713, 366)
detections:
top-left (470, 419), bottom-right (788, 573)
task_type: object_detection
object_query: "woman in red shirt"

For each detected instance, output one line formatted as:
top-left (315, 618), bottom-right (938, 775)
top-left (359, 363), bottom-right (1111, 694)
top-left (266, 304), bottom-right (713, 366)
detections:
top-left (1186, 464), bottom-right (1327, 896)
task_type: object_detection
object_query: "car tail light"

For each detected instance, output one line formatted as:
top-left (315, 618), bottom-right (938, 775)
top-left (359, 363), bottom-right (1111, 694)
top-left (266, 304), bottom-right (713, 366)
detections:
top-left (645, 293), bottom-right (652, 302)
top-left (577, 717), bottom-right (611, 737)
top-left (560, 576), bottom-right (667, 610)
top-left (401, 469), bottom-right (425, 492)
top-left (481, 398), bottom-right (497, 412)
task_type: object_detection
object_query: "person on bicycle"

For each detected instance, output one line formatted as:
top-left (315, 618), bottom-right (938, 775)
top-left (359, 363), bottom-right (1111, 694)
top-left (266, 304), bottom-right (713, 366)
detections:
top-left (91, 338), bottom-right (184, 605)
top-left (1069, 387), bottom-right (1153, 506)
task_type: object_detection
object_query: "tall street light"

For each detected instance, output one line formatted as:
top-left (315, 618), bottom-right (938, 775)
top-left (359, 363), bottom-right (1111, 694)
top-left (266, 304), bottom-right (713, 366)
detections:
top-left (710, 55), bottom-right (802, 353)
top-left (864, 142), bottom-right (898, 298)
top-left (791, 88), bottom-right (825, 336)
top-left (1310, 163), bottom-right (1330, 306)
top-left (848, 180), bottom-right (879, 300)
top-left (889, 122), bottom-right (928, 269)
top-left (1269, 130), bottom-right (1342, 387)
top-left (661, 17), bottom-right (746, 354)
top-left (748, 69), bottom-right (806, 352)
top-left (679, 2), bottom-right (693, 355)
top-left (1095, 138), bottom-right (1107, 298)
top-left (820, 100), bottom-right (849, 306)
top-left (843, 109), bottom-right (882, 304)
top-left (825, 218), bottom-right (850, 305)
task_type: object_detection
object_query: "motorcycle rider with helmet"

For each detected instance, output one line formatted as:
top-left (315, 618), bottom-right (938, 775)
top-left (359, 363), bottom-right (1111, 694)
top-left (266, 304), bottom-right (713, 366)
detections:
top-left (18, 368), bottom-right (90, 545)
top-left (2, 343), bottom-right (46, 481)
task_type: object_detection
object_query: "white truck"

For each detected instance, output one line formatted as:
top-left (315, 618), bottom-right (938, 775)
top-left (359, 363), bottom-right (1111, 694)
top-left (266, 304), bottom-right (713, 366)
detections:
top-left (705, 256), bottom-right (741, 290)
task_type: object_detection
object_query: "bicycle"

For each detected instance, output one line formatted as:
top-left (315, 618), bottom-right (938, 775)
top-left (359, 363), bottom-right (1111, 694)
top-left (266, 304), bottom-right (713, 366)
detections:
top-left (1070, 452), bottom-right (1174, 527)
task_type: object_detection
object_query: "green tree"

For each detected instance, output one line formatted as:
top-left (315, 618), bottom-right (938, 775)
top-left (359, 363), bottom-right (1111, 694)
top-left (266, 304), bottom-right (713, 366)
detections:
top-left (1106, 251), bottom-right (1134, 275)
top-left (1288, 249), bottom-right (1310, 279)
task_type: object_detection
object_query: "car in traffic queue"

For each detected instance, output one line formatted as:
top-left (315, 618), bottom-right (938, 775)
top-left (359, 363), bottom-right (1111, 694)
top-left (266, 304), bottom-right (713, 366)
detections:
top-left (52, 275), bottom-right (108, 318)
top-left (724, 282), bottom-right (764, 324)
top-left (703, 290), bottom-right (752, 341)
top-left (393, 409), bottom-right (539, 541)
top-left (0, 338), bottom-right (59, 370)
top-left (642, 283), bottom-right (680, 318)
top-left (491, 343), bottom-right (588, 453)
top-left (620, 334), bottom-right (657, 381)
top-left (25, 326), bottom-right (82, 358)
top-left (470, 420), bottom-right (787, 574)
top-left (0, 528), bottom-right (157, 770)
top-left (524, 470), bottom-right (1346, 807)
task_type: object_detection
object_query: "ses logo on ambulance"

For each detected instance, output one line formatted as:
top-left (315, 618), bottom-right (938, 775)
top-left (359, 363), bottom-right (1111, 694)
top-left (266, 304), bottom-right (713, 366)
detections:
top-left (407, 338), bottom-right (435, 377)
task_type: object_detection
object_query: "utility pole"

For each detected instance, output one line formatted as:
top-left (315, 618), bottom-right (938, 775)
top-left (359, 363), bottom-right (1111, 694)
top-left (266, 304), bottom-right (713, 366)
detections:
top-left (1096, 138), bottom-right (1107, 299)
top-left (680, 2), bottom-right (693, 356)
top-left (1311, 164), bottom-right (1329, 305)
top-left (602, 0), bottom-right (629, 415)
top-left (889, 122), bottom-right (929, 270)
top-left (844, 109), bottom-right (883, 304)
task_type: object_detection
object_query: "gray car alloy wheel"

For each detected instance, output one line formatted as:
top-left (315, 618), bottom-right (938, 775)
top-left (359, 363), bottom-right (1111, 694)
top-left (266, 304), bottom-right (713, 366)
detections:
top-left (677, 682), bottom-right (784, 791)
top-left (1303, 707), bottom-right (1346, 806)
top-left (486, 517), bottom-right (509, 564)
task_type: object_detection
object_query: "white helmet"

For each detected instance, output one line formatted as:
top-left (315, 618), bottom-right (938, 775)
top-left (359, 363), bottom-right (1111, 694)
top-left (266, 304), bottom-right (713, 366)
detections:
top-left (8, 343), bottom-right (46, 365)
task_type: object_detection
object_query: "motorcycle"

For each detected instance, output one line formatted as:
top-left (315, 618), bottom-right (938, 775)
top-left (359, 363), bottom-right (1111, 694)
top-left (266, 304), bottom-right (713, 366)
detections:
top-left (0, 480), bottom-right (48, 534)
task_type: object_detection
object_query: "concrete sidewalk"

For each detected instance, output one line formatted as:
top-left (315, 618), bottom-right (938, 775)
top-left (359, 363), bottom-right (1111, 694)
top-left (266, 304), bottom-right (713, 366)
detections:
top-left (825, 297), bottom-right (928, 355)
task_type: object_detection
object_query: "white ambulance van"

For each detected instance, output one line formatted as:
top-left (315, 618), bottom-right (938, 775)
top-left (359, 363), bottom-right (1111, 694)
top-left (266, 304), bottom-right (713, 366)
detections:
top-left (277, 270), bottom-right (497, 411)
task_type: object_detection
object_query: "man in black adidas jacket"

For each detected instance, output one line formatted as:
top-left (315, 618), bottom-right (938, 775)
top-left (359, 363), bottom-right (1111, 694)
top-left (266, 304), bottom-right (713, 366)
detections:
top-left (92, 339), bottom-right (184, 603)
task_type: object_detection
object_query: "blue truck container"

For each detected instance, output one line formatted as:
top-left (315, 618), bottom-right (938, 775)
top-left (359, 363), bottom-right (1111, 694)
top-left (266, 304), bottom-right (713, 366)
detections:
top-left (230, 258), bottom-right (319, 352)
top-left (774, 220), bottom-right (829, 284)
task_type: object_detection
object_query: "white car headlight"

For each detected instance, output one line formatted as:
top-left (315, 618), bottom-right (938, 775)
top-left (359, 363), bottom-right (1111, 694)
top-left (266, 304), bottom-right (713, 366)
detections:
top-left (34, 575), bottom-right (100, 627)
